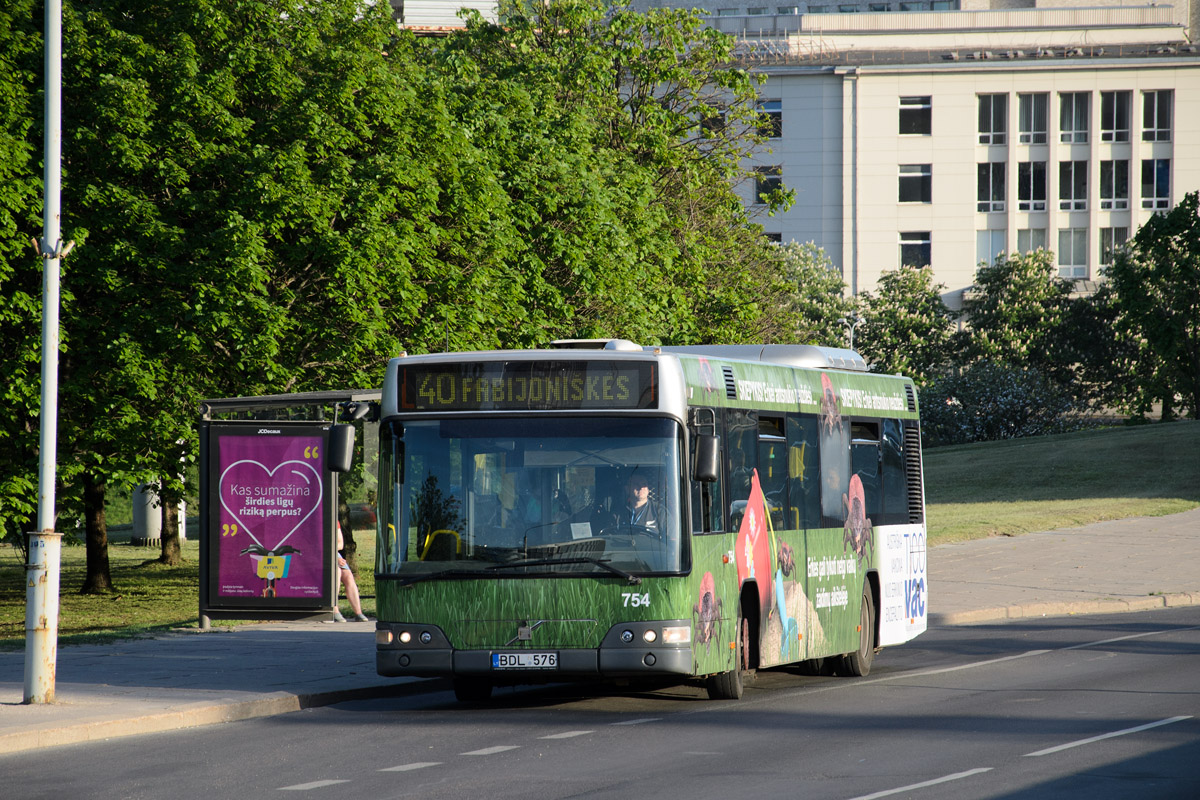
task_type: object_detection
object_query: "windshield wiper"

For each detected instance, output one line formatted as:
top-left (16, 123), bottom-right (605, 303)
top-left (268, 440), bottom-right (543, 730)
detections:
top-left (486, 557), bottom-right (642, 585)
top-left (394, 568), bottom-right (487, 587)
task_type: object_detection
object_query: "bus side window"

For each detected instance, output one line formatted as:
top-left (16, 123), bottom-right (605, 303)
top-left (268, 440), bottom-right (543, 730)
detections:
top-left (757, 415), bottom-right (787, 530)
top-left (881, 419), bottom-right (908, 525)
top-left (725, 408), bottom-right (757, 531)
top-left (850, 421), bottom-right (882, 522)
top-left (786, 414), bottom-right (820, 530)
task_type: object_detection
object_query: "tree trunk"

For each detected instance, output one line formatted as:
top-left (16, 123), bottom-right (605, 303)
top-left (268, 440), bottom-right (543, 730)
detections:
top-left (158, 498), bottom-right (182, 565)
top-left (80, 472), bottom-right (113, 594)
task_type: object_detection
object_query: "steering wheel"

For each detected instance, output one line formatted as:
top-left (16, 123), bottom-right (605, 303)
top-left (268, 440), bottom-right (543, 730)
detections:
top-left (600, 523), bottom-right (663, 542)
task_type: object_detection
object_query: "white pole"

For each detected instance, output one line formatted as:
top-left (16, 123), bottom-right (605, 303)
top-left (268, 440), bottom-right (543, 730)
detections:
top-left (25, 0), bottom-right (64, 705)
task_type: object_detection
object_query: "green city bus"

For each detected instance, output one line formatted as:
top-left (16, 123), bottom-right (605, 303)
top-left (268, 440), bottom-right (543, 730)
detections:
top-left (373, 340), bottom-right (928, 700)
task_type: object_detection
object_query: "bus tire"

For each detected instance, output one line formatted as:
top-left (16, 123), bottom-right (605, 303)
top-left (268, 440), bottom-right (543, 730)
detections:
top-left (839, 586), bottom-right (875, 677)
top-left (453, 677), bottom-right (493, 702)
top-left (706, 613), bottom-right (747, 700)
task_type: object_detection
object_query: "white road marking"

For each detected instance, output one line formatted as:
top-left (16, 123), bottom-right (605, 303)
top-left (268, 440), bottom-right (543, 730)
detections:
top-left (611, 717), bottom-right (661, 726)
top-left (379, 762), bottom-right (442, 772)
top-left (279, 779), bottom-right (351, 791)
top-left (844, 767), bottom-right (993, 800)
top-left (1062, 625), bottom-right (1200, 651)
top-left (539, 730), bottom-right (594, 739)
top-left (1024, 716), bottom-right (1192, 757)
top-left (461, 745), bottom-right (521, 756)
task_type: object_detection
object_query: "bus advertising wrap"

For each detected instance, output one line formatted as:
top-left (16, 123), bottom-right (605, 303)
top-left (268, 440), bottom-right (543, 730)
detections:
top-left (206, 423), bottom-right (333, 608)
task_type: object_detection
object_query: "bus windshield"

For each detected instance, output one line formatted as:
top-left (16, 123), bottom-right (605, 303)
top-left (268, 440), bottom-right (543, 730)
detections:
top-left (377, 417), bottom-right (684, 578)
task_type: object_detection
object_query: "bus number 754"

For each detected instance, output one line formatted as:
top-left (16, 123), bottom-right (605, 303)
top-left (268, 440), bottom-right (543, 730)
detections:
top-left (622, 593), bottom-right (650, 607)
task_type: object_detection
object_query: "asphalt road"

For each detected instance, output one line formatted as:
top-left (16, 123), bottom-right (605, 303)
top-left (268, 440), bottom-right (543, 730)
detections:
top-left (9, 608), bottom-right (1200, 800)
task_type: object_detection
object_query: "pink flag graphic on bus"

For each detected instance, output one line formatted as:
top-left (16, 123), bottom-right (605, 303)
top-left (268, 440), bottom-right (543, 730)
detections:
top-left (735, 469), bottom-right (773, 620)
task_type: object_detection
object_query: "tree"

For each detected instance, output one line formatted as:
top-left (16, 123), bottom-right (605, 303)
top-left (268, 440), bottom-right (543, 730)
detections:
top-left (0, 0), bottom-right (46, 549)
top-left (856, 266), bottom-right (954, 385)
top-left (50, 0), bottom-right (475, 582)
top-left (776, 241), bottom-right (854, 346)
top-left (426, 0), bottom-right (797, 347)
top-left (957, 250), bottom-right (1076, 387)
top-left (1104, 192), bottom-right (1200, 419)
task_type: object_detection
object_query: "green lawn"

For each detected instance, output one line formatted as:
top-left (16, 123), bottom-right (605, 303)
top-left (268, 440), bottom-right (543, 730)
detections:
top-left (924, 420), bottom-right (1200, 544)
top-left (1, 421), bottom-right (1196, 647)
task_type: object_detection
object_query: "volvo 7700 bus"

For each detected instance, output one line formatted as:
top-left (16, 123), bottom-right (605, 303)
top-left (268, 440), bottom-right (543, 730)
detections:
top-left (373, 341), bottom-right (927, 700)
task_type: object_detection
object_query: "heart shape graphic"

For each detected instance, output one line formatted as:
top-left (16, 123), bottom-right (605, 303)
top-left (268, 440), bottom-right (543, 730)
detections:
top-left (218, 458), bottom-right (323, 552)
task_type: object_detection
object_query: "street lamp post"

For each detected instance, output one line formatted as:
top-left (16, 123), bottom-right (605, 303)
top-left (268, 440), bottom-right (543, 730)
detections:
top-left (843, 313), bottom-right (863, 352)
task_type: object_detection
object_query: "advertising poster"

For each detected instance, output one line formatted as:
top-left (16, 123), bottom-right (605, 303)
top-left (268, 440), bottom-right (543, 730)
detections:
top-left (209, 424), bottom-right (331, 607)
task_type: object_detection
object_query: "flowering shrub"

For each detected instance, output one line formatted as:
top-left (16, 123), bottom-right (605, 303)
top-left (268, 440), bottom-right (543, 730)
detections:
top-left (918, 362), bottom-right (1091, 447)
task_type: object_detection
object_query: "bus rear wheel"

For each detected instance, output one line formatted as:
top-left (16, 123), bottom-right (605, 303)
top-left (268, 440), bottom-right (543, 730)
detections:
top-left (706, 613), bottom-right (748, 700)
top-left (453, 677), bottom-right (493, 702)
top-left (838, 586), bottom-right (875, 677)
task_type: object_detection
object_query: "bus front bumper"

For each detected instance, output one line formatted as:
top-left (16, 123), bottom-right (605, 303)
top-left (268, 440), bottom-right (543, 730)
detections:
top-left (376, 620), bottom-right (693, 680)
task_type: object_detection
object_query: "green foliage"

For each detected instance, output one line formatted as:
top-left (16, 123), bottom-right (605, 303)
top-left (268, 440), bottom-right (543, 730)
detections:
top-left (919, 361), bottom-right (1091, 447)
top-left (1104, 192), bottom-right (1200, 419)
top-left (0, 0), bottom-right (44, 544)
top-left (957, 250), bottom-right (1076, 382)
top-left (856, 266), bottom-right (954, 385)
top-left (776, 241), bottom-right (853, 346)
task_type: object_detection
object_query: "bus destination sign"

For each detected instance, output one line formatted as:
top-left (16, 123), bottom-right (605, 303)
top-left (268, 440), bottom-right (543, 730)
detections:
top-left (400, 361), bottom-right (657, 411)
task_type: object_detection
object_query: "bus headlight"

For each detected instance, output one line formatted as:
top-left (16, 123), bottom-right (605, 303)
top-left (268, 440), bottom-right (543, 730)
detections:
top-left (399, 631), bottom-right (412, 644)
top-left (661, 626), bottom-right (691, 644)
top-left (642, 629), bottom-right (657, 643)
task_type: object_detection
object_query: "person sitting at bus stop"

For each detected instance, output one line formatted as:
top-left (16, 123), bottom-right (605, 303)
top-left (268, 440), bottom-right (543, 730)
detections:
top-left (333, 522), bottom-right (369, 622)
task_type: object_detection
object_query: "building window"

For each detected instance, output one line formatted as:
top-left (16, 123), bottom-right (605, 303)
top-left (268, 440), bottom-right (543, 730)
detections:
top-left (1141, 158), bottom-right (1170, 209)
top-left (900, 96), bottom-right (932, 135)
top-left (978, 94), bottom-right (1007, 145)
top-left (930, 0), bottom-right (957, 8)
top-left (1099, 227), bottom-right (1128, 271)
top-left (977, 162), bottom-right (1005, 212)
top-left (1057, 228), bottom-right (1088, 279)
top-left (1099, 160), bottom-right (1129, 210)
top-left (900, 231), bottom-right (931, 267)
top-left (757, 99), bottom-right (782, 138)
top-left (1018, 161), bottom-right (1047, 211)
top-left (867, 2), bottom-right (889, 9)
top-left (838, 4), bottom-right (860, 11)
top-left (778, 5), bottom-right (800, 12)
top-left (700, 102), bottom-right (727, 136)
top-left (716, 8), bottom-right (740, 15)
top-left (1018, 93), bottom-right (1047, 144)
top-left (898, 164), bottom-right (932, 203)
top-left (764, 232), bottom-right (783, 243)
top-left (755, 166), bottom-right (783, 204)
top-left (976, 229), bottom-right (1006, 266)
top-left (747, 6), bottom-right (768, 13)
top-left (1100, 91), bottom-right (1131, 142)
top-left (1060, 92), bottom-right (1089, 144)
top-left (808, 4), bottom-right (830, 11)
top-left (898, 1), bottom-right (926, 9)
top-left (1018, 228), bottom-right (1047, 254)
top-left (1142, 90), bottom-right (1172, 142)
top-left (1059, 160), bottom-right (1087, 211)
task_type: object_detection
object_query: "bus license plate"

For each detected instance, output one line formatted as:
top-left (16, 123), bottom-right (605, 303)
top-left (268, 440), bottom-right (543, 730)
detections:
top-left (492, 652), bottom-right (557, 670)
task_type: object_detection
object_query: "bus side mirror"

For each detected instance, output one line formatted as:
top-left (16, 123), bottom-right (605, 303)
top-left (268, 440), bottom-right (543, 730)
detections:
top-left (328, 424), bottom-right (355, 473)
top-left (693, 435), bottom-right (720, 483)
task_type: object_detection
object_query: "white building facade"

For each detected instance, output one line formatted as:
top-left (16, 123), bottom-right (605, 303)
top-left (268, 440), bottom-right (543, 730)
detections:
top-left (732, 8), bottom-right (1200, 304)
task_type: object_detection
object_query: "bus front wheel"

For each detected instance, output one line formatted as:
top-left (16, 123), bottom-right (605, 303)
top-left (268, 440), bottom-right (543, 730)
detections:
top-left (706, 613), bottom-right (748, 700)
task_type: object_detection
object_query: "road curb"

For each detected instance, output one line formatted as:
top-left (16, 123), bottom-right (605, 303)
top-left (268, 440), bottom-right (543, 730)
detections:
top-left (0, 680), bottom-right (432, 757)
top-left (930, 591), bottom-right (1200, 627)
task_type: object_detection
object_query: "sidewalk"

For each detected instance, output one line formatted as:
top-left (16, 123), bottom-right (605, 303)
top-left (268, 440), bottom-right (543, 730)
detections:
top-left (3, 507), bottom-right (1199, 756)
